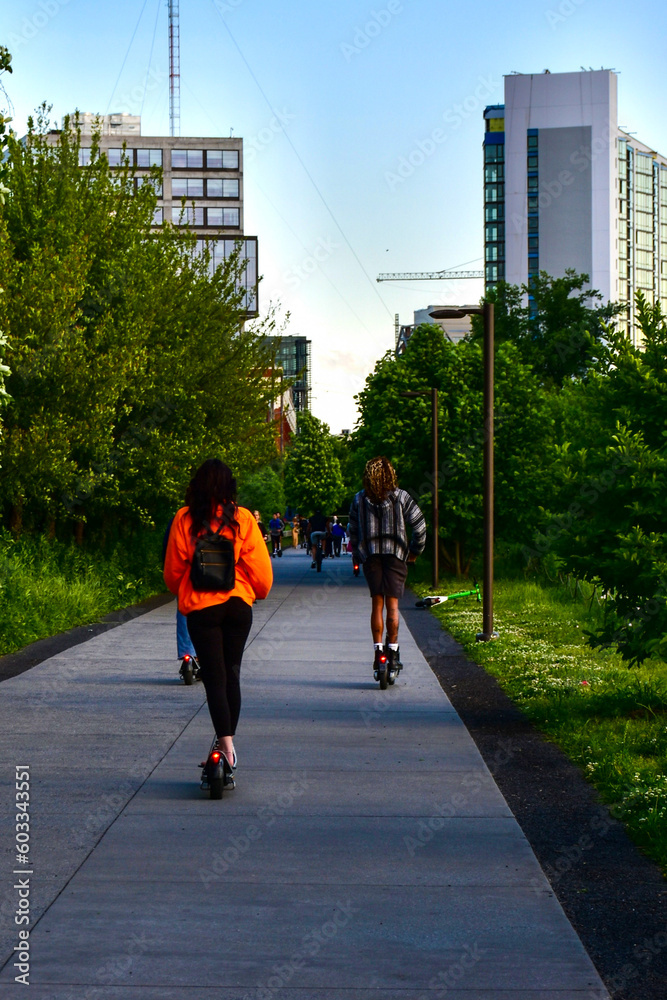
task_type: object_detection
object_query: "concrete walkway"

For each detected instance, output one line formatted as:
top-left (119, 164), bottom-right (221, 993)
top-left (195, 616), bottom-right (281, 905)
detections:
top-left (0, 547), bottom-right (609, 998)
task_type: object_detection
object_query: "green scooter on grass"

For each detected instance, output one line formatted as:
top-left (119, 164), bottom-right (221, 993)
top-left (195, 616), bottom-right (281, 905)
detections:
top-left (415, 580), bottom-right (481, 608)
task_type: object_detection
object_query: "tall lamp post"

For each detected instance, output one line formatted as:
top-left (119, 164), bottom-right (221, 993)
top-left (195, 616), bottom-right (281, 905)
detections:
top-left (430, 301), bottom-right (498, 641)
top-left (400, 388), bottom-right (438, 589)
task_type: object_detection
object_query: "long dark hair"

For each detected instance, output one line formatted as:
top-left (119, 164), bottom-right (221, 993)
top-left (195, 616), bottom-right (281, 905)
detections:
top-left (185, 459), bottom-right (240, 538)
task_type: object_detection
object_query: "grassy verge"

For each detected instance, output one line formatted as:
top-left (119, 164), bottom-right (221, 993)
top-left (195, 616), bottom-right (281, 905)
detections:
top-left (413, 575), bottom-right (667, 872)
top-left (0, 529), bottom-right (165, 657)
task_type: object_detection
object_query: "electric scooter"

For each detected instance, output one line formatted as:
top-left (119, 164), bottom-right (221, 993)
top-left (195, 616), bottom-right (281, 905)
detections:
top-left (179, 654), bottom-right (201, 685)
top-left (200, 740), bottom-right (235, 800)
top-left (415, 581), bottom-right (482, 608)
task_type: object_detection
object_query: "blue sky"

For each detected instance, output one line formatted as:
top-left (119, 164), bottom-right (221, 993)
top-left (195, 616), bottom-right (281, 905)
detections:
top-left (3, 0), bottom-right (667, 431)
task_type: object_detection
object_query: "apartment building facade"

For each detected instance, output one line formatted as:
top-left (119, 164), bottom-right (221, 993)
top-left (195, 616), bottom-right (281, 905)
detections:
top-left (62, 112), bottom-right (258, 315)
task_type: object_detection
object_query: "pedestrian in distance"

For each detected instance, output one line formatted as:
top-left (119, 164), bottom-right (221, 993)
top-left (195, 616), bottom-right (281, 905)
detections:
top-left (331, 515), bottom-right (345, 557)
top-left (307, 509), bottom-right (330, 568)
top-left (253, 509), bottom-right (267, 541)
top-left (292, 514), bottom-right (301, 550)
top-left (349, 456), bottom-right (426, 685)
top-left (164, 459), bottom-right (273, 795)
top-left (268, 511), bottom-right (284, 558)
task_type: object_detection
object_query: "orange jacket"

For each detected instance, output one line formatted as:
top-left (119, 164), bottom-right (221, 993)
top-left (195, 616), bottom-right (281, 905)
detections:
top-left (164, 505), bottom-right (273, 615)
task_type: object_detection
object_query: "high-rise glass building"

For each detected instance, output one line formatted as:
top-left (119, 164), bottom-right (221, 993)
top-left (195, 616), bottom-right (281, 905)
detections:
top-left (483, 70), bottom-right (667, 341)
top-left (266, 336), bottom-right (312, 412)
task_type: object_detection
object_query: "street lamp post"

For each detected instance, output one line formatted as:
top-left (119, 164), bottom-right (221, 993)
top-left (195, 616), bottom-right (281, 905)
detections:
top-left (401, 388), bottom-right (438, 588)
top-left (430, 302), bottom-right (498, 641)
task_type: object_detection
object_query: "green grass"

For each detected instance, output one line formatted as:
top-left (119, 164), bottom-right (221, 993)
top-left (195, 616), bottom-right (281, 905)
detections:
top-left (0, 529), bottom-right (166, 657)
top-left (414, 575), bottom-right (667, 871)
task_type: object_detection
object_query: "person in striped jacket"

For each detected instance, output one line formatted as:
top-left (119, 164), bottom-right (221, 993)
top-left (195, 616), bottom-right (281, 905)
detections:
top-left (349, 456), bottom-right (426, 681)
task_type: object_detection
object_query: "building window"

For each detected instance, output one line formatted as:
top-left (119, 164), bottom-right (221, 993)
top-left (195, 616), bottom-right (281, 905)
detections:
top-left (527, 135), bottom-right (538, 150)
top-left (153, 207), bottom-right (164, 225)
top-left (527, 155), bottom-right (538, 170)
top-left (527, 216), bottom-right (538, 232)
top-left (485, 164), bottom-right (504, 182)
top-left (171, 149), bottom-right (204, 168)
top-left (206, 178), bottom-right (240, 198)
top-left (136, 148), bottom-right (162, 167)
top-left (484, 144), bottom-right (504, 163)
top-left (206, 207), bottom-right (240, 227)
top-left (172, 206), bottom-right (205, 226)
top-left (485, 204), bottom-right (504, 221)
top-left (137, 176), bottom-right (163, 196)
top-left (485, 184), bottom-right (504, 202)
top-left (528, 236), bottom-right (539, 251)
top-left (527, 176), bottom-right (539, 193)
top-left (206, 149), bottom-right (239, 170)
top-left (79, 148), bottom-right (92, 166)
top-left (172, 178), bottom-right (204, 198)
top-left (106, 148), bottom-right (126, 167)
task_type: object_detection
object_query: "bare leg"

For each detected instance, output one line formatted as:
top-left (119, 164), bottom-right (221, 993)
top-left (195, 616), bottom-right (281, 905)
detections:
top-left (218, 735), bottom-right (236, 766)
top-left (371, 595), bottom-right (384, 644)
top-left (385, 597), bottom-right (399, 644)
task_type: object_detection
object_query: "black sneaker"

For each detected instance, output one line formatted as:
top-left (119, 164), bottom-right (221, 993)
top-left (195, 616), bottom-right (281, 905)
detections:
top-left (384, 645), bottom-right (402, 684)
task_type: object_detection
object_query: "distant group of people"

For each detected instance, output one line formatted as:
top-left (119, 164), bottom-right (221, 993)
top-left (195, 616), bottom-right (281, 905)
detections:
top-left (163, 455), bottom-right (425, 794)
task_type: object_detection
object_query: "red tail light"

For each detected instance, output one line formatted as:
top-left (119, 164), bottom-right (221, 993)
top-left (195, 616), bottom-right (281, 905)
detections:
top-left (353, 563), bottom-right (359, 570)
top-left (211, 752), bottom-right (220, 763)
top-left (380, 655), bottom-right (387, 664)
top-left (183, 655), bottom-right (191, 662)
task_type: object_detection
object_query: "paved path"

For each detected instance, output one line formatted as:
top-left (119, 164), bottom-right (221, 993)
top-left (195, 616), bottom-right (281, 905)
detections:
top-left (0, 548), bottom-right (609, 998)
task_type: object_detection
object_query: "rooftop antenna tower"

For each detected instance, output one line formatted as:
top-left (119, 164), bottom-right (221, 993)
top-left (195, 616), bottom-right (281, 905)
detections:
top-left (168, 0), bottom-right (180, 136)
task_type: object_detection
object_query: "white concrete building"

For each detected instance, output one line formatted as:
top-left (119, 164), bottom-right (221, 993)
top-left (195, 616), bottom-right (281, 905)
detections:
top-left (484, 70), bottom-right (667, 340)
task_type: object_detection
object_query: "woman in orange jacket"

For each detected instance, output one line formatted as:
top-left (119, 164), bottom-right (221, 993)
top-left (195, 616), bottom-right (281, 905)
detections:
top-left (164, 459), bottom-right (273, 792)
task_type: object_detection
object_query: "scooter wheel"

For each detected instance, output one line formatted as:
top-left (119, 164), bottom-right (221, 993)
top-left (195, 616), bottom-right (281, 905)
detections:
top-left (181, 663), bottom-right (194, 686)
top-left (209, 777), bottom-right (223, 800)
top-left (378, 668), bottom-right (388, 690)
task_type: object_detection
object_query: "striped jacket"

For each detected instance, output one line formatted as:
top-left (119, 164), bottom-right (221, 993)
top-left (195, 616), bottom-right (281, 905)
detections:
top-left (349, 488), bottom-right (426, 563)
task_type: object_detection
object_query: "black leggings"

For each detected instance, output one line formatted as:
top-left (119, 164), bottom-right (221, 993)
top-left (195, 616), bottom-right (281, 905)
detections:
top-left (186, 598), bottom-right (253, 738)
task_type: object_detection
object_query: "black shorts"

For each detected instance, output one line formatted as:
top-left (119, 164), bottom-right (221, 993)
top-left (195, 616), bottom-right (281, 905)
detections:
top-left (362, 554), bottom-right (409, 599)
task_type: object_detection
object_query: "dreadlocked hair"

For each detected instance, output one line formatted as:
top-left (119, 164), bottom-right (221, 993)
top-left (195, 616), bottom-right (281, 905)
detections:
top-left (363, 456), bottom-right (398, 504)
top-left (186, 458), bottom-right (241, 538)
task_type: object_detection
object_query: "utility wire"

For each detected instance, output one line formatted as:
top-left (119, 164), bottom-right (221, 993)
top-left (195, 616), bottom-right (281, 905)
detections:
top-left (141, 0), bottom-right (162, 118)
top-left (209, 1), bottom-right (394, 320)
top-left (106, 0), bottom-right (151, 113)
top-left (181, 78), bottom-right (382, 343)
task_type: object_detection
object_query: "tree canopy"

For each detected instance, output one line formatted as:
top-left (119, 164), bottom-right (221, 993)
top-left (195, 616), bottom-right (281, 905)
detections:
top-left (284, 412), bottom-right (345, 515)
top-left (469, 270), bottom-right (623, 387)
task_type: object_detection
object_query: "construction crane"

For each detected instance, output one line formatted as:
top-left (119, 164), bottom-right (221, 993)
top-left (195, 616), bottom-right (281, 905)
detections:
top-left (377, 268), bottom-right (483, 282)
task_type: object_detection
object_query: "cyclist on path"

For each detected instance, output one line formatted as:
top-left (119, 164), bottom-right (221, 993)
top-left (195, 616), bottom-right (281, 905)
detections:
top-left (268, 512), bottom-right (284, 558)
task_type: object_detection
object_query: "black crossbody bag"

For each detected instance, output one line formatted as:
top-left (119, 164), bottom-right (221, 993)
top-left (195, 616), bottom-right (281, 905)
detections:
top-left (190, 520), bottom-right (236, 592)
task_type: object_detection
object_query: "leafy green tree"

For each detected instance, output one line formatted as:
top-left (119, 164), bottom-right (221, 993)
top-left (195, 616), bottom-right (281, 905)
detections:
top-left (238, 465), bottom-right (285, 521)
top-left (284, 412), bottom-right (345, 514)
top-left (351, 324), bottom-right (554, 576)
top-left (469, 270), bottom-right (622, 387)
top-left (0, 107), bottom-right (279, 537)
top-left (0, 47), bottom-right (13, 450)
top-left (536, 293), bottom-right (667, 662)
